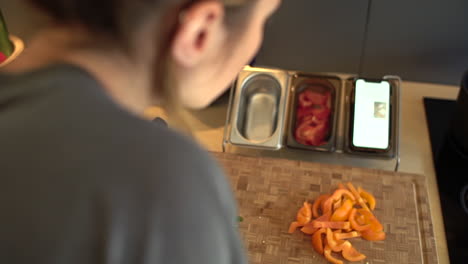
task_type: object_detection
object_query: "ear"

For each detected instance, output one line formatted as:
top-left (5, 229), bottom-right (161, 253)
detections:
top-left (171, 0), bottom-right (225, 68)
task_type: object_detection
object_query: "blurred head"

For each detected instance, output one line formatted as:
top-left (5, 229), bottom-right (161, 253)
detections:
top-left (27, 0), bottom-right (281, 110)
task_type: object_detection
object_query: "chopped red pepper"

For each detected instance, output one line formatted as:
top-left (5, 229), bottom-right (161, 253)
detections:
top-left (295, 89), bottom-right (331, 147)
top-left (298, 90), bottom-right (329, 108)
top-left (295, 121), bottom-right (328, 146)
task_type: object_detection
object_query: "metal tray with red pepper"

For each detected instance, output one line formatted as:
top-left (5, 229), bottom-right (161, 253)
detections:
top-left (287, 75), bottom-right (341, 152)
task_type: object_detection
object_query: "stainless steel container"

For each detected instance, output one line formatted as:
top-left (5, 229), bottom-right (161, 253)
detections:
top-left (286, 74), bottom-right (341, 152)
top-left (227, 67), bottom-right (290, 150)
top-left (223, 67), bottom-right (402, 171)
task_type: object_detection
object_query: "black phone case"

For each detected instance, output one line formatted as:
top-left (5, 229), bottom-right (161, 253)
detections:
top-left (344, 77), bottom-right (400, 159)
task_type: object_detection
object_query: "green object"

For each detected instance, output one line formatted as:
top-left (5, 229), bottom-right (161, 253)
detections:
top-left (237, 216), bottom-right (244, 222)
top-left (0, 9), bottom-right (13, 57)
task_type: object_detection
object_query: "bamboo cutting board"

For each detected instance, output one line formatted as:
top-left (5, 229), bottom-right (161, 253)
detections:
top-left (213, 153), bottom-right (438, 264)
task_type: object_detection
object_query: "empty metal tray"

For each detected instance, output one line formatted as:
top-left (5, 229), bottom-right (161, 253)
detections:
top-left (228, 67), bottom-right (290, 149)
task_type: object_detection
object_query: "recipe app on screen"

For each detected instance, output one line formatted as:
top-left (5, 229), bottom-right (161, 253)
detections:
top-left (352, 79), bottom-right (391, 150)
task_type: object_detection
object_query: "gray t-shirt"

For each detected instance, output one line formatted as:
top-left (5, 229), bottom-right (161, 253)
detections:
top-left (0, 64), bottom-right (246, 264)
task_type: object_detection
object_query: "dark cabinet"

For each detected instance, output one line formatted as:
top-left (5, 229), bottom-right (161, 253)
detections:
top-left (361, 0), bottom-right (468, 85)
top-left (255, 0), bottom-right (369, 75)
top-left (257, 0), bottom-right (468, 85)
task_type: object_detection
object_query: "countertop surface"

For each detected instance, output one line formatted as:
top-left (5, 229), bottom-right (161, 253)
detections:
top-left (145, 79), bottom-right (460, 264)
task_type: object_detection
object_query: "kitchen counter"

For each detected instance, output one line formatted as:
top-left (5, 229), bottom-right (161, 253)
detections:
top-left (145, 79), bottom-right (460, 264)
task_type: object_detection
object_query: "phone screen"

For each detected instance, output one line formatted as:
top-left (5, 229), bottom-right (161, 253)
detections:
top-left (352, 79), bottom-right (391, 150)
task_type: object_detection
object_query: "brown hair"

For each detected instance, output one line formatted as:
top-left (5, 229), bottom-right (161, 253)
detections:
top-left (27, 0), bottom-right (255, 127)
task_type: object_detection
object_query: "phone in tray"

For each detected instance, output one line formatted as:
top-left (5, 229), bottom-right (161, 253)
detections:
top-left (350, 78), bottom-right (392, 153)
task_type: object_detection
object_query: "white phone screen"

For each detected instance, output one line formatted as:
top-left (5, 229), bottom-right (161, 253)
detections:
top-left (352, 79), bottom-right (391, 150)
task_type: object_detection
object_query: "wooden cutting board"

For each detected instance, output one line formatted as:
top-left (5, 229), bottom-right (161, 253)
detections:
top-left (213, 152), bottom-right (438, 264)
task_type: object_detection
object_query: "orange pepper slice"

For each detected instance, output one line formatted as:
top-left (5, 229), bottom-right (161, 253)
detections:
top-left (347, 182), bottom-right (371, 212)
top-left (288, 222), bottom-right (301, 234)
top-left (312, 221), bottom-right (351, 230)
top-left (290, 184), bottom-right (384, 264)
top-left (358, 187), bottom-right (377, 211)
top-left (326, 228), bottom-right (346, 252)
top-left (297, 201), bottom-right (312, 224)
top-left (349, 208), bottom-right (371, 231)
top-left (312, 228), bottom-right (327, 255)
top-left (361, 229), bottom-right (386, 241)
top-left (322, 197), bottom-right (334, 214)
top-left (331, 199), bottom-right (354, 222)
top-left (324, 244), bottom-right (344, 264)
top-left (331, 189), bottom-right (356, 202)
top-left (313, 194), bottom-right (330, 218)
top-left (341, 241), bottom-right (366, 261)
top-left (357, 208), bottom-right (383, 232)
top-left (288, 202), bottom-right (312, 233)
top-left (333, 199), bottom-right (342, 211)
top-left (334, 231), bottom-right (361, 240)
top-left (301, 212), bottom-right (331, 234)
top-left (356, 214), bottom-right (366, 225)
top-left (323, 189), bottom-right (355, 214)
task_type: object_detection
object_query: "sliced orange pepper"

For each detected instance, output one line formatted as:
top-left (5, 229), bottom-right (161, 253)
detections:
top-left (322, 197), bottom-right (334, 214)
top-left (297, 201), bottom-right (312, 224)
top-left (357, 209), bottom-right (383, 232)
top-left (347, 182), bottom-right (370, 212)
top-left (358, 187), bottom-right (376, 211)
top-left (312, 228), bottom-right (327, 255)
top-left (331, 189), bottom-right (355, 202)
top-left (349, 208), bottom-right (371, 231)
top-left (301, 212), bottom-right (331, 234)
top-left (300, 224), bottom-right (317, 235)
top-left (326, 228), bottom-right (346, 252)
top-left (341, 241), bottom-right (366, 261)
top-left (323, 189), bottom-right (355, 214)
top-left (361, 229), bottom-right (386, 241)
top-left (324, 244), bottom-right (344, 264)
top-left (333, 199), bottom-right (342, 211)
top-left (313, 194), bottom-right (330, 218)
top-left (288, 222), bottom-right (301, 234)
top-left (331, 199), bottom-right (353, 222)
top-left (312, 221), bottom-right (350, 230)
top-left (356, 214), bottom-right (366, 225)
top-left (288, 202), bottom-right (312, 233)
top-left (334, 231), bottom-right (361, 240)
top-left (290, 185), bottom-right (385, 264)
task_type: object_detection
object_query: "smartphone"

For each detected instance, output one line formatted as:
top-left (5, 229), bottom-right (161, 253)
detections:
top-left (350, 78), bottom-right (392, 152)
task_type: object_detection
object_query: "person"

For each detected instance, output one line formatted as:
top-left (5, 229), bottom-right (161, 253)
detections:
top-left (0, 0), bottom-right (281, 263)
